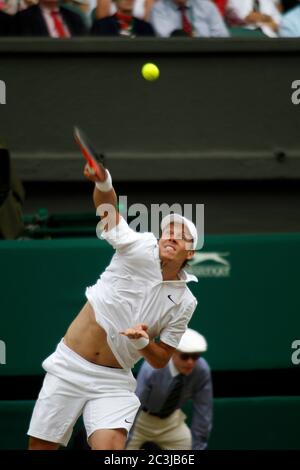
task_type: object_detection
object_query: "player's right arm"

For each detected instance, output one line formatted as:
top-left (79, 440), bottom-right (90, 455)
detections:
top-left (83, 163), bottom-right (120, 230)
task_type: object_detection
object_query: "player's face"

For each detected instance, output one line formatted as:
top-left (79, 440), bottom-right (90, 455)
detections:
top-left (159, 222), bottom-right (194, 265)
top-left (172, 351), bottom-right (200, 375)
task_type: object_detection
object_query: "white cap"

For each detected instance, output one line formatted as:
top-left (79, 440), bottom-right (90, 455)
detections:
top-left (177, 328), bottom-right (207, 353)
top-left (161, 213), bottom-right (198, 250)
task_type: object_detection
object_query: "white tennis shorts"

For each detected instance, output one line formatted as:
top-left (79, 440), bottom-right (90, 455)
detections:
top-left (27, 339), bottom-right (140, 447)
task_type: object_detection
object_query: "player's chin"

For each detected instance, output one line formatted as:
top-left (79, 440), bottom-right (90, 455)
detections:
top-left (161, 249), bottom-right (176, 261)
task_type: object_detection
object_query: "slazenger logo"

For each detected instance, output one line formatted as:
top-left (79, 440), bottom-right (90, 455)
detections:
top-left (189, 252), bottom-right (231, 278)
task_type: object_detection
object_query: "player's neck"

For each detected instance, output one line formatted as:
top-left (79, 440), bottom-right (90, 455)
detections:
top-left (161, 261), bottom-right (181, 281)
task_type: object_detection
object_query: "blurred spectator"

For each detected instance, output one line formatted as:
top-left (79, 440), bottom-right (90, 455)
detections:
top-left (150, 0), bottom-right (230, 37)
top-left (2, 0), bottom-right (38, 15)
top-left (0, 9), bottom-right (13, 34)
top-left (14, 0), bottom-right (88, 36)
top-left (279, 2), bottom-right (300, 36)
top-left (63, 0), bottom-right (90, 16)
top-left (127, 329), bottom-right (213, 450)
top-left (95, 0), bottom-right (155, 21)
top-left (226, 0), bottom-right (282, 36)
top-left (91, 0), bottom-right (155, 36)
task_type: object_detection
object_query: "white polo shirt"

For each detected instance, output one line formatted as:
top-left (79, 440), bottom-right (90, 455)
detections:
top-left (86, 217), bottom-right (198, 370)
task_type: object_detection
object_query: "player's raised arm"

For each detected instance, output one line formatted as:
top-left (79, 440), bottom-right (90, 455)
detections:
top-left (83, 163), bottom-right (120, 230)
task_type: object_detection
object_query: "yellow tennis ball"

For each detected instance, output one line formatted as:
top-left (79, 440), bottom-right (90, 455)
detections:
top-left (142, 63), bottom-right (160, 81)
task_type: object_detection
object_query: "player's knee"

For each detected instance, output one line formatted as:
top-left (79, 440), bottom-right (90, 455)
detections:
top-left (28, 436), bottom-right (59, 450)
top-left (90, 428), bottom-right (126, 450)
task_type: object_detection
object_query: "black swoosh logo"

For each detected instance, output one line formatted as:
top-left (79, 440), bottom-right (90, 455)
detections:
top-left (168, 295), bottom-right (176, 305)
top-left (125, 419), bottom-right (132, 424)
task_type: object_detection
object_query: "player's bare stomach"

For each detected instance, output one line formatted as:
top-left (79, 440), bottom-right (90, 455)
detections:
top-left (64, 301), bottom-right (122, 369)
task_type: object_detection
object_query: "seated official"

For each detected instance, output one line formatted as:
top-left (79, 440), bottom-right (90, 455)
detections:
top-left (14, 0), bottom-right (88, 36)
top-left (127, 328), bottom-right (212, 450)
top-left (91, 0), bottom-right (155, 36)
top-left (279, 3), bottom-right (300, 37)
top-left (226, 0), bottom-right (282, 37)
top-left (150, 0), bottom-right (229, 37)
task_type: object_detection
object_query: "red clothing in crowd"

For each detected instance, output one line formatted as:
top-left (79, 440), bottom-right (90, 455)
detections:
top-left (213, 0), bottom-right (227, 16)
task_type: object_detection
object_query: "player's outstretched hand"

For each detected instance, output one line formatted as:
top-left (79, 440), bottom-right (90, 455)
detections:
top-left (120, 323), bottom-right (149, 340)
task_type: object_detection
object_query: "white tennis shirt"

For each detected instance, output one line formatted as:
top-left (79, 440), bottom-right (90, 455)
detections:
top-left (86, 217), bottom-right (198, 370)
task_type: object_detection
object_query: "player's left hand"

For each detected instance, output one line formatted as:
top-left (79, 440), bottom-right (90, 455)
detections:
top-left (120, 323), bottom-right (149, 340)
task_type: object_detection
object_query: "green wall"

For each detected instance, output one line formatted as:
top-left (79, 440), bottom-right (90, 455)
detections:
top-left (1, 397), bottom-right (300, 450)
top-left (0, 232), bottom-right (299, 375)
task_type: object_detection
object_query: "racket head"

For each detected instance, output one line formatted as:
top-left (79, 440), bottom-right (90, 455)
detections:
top-left (74, 126), bottom-right (106, 180)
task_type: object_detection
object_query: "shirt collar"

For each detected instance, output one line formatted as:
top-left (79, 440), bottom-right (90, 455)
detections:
top-left (180, 269), bottom-right (198, 283)
top-left (168, 0), bottom-right (191, 11)
top-left (41, 5), bottom-right (59, 14)
top-left (165, 269), bottom-right (198, 284)
top-left (169, 358), bottom-right (180, 377)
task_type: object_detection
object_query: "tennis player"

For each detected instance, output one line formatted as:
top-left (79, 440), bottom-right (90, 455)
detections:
top-left (27, 165), bottom-right (198, 450)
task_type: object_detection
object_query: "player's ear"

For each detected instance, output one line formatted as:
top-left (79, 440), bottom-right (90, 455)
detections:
top-left (186, 250), bottom-right (195, 260)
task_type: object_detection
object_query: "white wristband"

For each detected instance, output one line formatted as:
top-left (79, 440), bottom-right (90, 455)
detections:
top-left (130, 337), bottom-right (150, 350)
top-left (95, 170), bottom-right (112, 192)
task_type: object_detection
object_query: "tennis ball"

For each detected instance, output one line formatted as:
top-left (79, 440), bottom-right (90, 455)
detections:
top-left (142, 63), bottom-right (160, 81)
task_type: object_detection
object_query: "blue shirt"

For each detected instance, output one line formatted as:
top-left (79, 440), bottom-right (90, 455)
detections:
top-left (135, 357), bottom-right (213, 450)
top-left (150, 0), bottom-right (230, 38)
top-left (279, 5), bottom-right (300, 37)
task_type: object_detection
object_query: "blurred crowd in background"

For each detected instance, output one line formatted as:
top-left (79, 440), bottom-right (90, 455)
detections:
top-left (0, 0), bottom-right (299, 38)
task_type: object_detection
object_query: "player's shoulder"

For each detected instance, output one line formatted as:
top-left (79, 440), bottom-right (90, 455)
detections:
top-left (142, 231), bottom-right (158, 244)
top-left (182, 286), bottom-right (198, 310)
top-left (121, 218), bottom-right (157, 244)
top-left (129, 230), bottom-right (158, 253)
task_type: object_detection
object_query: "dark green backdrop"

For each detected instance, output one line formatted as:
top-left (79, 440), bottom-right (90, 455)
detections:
top-left (1, 232), bottom-right (299, 375)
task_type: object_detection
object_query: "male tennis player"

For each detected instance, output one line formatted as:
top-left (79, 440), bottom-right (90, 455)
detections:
top-left (27, 165), bottom-right (198, 450)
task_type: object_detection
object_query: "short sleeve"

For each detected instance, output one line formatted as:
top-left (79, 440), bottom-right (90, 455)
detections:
top-left (160, 299), bottom-right (197, 348)
top-left (100, 216), bottom-right (141, 250)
